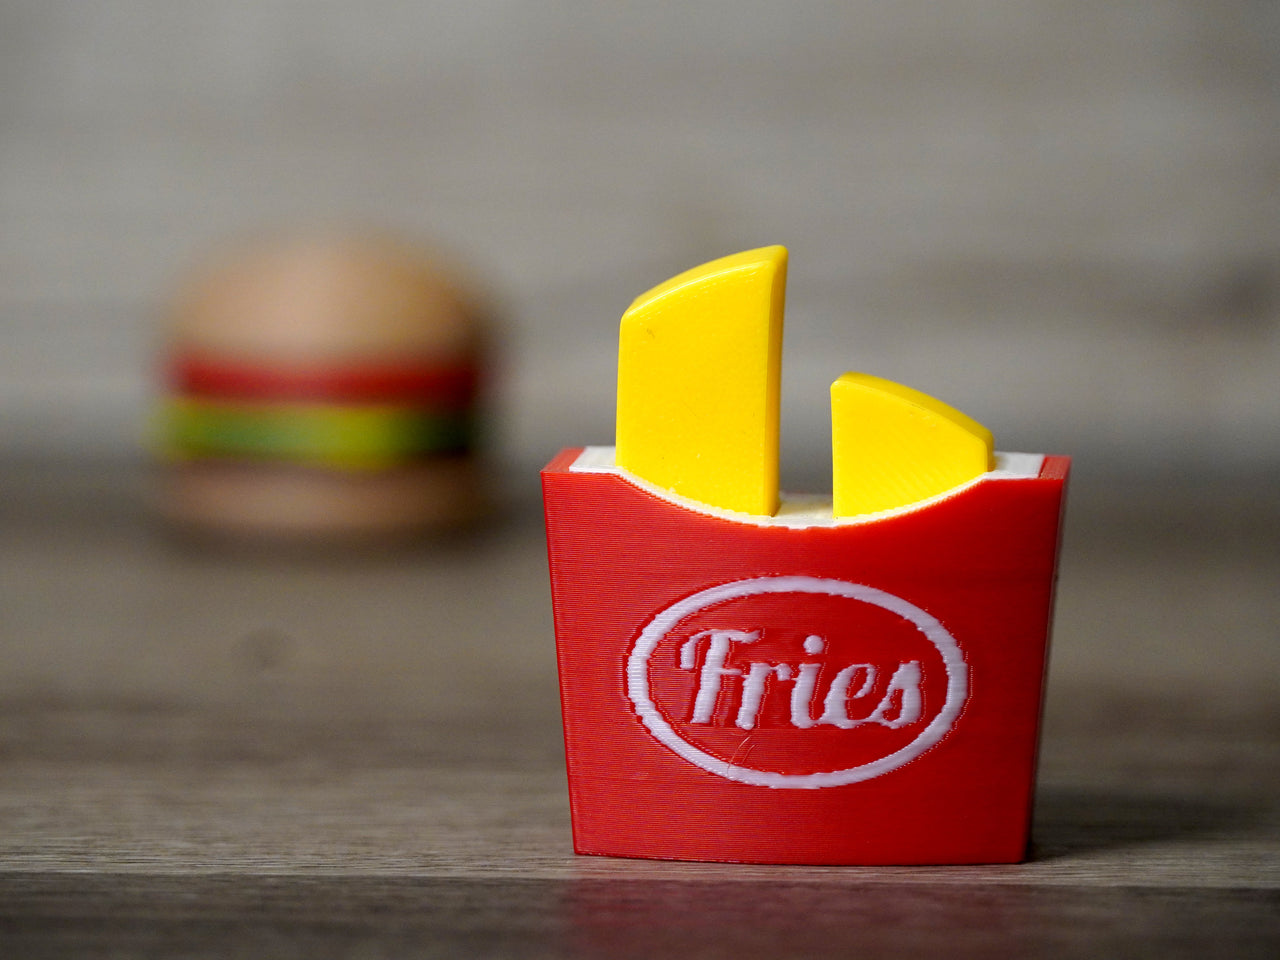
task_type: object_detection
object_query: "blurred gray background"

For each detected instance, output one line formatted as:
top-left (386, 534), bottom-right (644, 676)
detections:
top-left (2, 0), bottom-right (1279, 716)
top-left (3, 0), bottom-right (1277, 479)
top-left (3, 0), bottom-right (1278, 719)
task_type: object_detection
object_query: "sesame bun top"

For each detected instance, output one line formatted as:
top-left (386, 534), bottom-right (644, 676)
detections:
top-left (168, 231), bottom-right (485, 364)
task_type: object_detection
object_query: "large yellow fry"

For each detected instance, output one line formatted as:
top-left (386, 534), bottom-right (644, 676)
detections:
top-left (831, 372), bottom-right (995, 517)
top-left (616, 246), bottom-right (786, 515)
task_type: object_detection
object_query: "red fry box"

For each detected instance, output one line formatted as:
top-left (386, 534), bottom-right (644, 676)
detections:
top-left (543, 446), bottom-right (1069, 865)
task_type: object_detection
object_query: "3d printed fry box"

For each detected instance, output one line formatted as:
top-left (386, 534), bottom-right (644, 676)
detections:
top-left (542, 247), bottom-right (1069, 865)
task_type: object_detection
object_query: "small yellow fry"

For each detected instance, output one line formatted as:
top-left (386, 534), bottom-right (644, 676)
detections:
top-left (831, 372), bottom-right (994, 517)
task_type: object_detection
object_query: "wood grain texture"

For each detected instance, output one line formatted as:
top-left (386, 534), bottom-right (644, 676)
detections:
top-left (0, 461), bottom-right (1277, 954)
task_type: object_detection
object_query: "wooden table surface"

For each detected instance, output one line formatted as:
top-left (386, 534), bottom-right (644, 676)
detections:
top-left (1, 462), bottom-right (1276, 957)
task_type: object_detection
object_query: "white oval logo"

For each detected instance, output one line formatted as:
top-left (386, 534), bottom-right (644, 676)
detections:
top-left (626, 575), bottom-right (969, 789)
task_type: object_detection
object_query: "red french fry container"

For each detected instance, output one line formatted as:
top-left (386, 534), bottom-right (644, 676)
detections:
top-left (542, 446), bottom-right (1069, 865)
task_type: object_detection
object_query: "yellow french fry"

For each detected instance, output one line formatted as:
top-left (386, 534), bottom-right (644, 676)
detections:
top-left (615, 246), bottom-right (787, 516)
top-left (831, 372), bottom-right (995, 517)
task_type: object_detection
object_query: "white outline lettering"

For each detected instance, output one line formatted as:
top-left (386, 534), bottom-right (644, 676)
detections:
top-left (626, 576), bottom-right (968, 789)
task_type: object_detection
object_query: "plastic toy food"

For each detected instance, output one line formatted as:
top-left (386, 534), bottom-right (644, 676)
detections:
top-left (155, 232), bottom-right (487, 541)
top-left (542, 246), bottom-right (1069, 864)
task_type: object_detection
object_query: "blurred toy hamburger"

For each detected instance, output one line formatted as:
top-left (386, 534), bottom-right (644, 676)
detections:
top-left (155, 231), bottom-right (489, 541)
